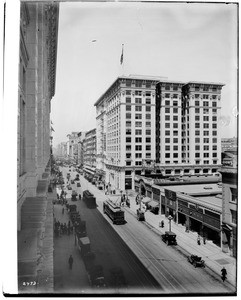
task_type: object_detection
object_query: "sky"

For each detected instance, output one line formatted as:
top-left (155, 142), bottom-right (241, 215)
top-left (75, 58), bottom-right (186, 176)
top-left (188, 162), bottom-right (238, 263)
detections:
top-left (50, 1), bottom-right (238, 147)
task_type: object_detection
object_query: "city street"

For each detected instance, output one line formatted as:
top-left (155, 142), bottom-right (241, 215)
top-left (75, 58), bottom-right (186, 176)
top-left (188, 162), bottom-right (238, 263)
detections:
top-left (54, 166), bottom-right (235, 295)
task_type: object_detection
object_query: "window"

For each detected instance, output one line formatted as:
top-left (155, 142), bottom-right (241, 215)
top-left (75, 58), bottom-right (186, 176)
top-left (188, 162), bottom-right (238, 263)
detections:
top-left (146, 129), bottom-right (151, 135)
top-left (126, 80), bottom-right (131, 87)
top-left (212, 116), bottom-right (217, 122)
top-left (212, 87), bottom-right (217, 92)
top-left (165, 85), bottom-right (170, 90)
top-left (173, 115), bottom-right (178, 121)
top-left (212, 131), bottom-right (217, 136)
top-left (165, 93), bottom-right (170, 98)
top-left (135, 161), bottom-right (142, 166)
top-left (126, 121), bottom-right (131, 127)
top-left (203, 109), bottom-right (209, 114)
top-left (146, 106), bottom-right (151, 112)
top-left (165, 145), bottom-right (170, 151)
top-left (126, 137), bottom-right (131, 143)
top-left (135, 106), bottom-right (142, 111)
top-left (195, 108), bottom-right (200, 113)
top-left (126, 129), bottom-right (131, 135)
top-left (213, 153), bottom-right (217, 157)
top-left (173, 153), bottom-right (178, 158)
top-left (231, 210), bottom-right (237, 224)
top-left (165, 115), bottom-right (170, 121)
top-left (126, 105), bottom-right (131, 111)
top-left (146, 145), bottom-right (151, 151)
top-left (126, 90), bottom-right (131, 95)
top-left (165, 130), bottom-right (170, 136)
top-left (135, 137), bottom-right (142, 143)
top-left (173, 101), bottom-right (178, 106)
top-left (165, 153), bottom-right (170, 158)
top-left (135, 90), bottom-right (142, 95)
top-left (173, 108), bottom-right (178, 113)
top-left (173, 131), bottom-right (178, 136)
top-left (126, 97), bottom-right (131, 103)
top-left (135, 98), bottom-right (142, 104)
top-left (195, 145), bottom-right (200, 150)
top-left (146, 114), bottom-right (151, 119)
top-left (135, 114), bottom-right (142, 119)
top-left (195, 153), bottom-right (200, 158)
top-left (126, 145), bottom-right (131, 151)
top-left (204, 145), bottom-right (209, 151)
top-left (135, 129), bottom-right (142, 135)
top-left (213, 138), bottom-right (217, 143)
top-left (165, 138), bottom-right (170, 143)
top-left (126, 113), bottom-right (131, 119)
top-left (203, 94), bottom-right (209, 99)
top-left (195, 101), bottom-right (199, 106)
top-left (195, 86), bottom-right (200, 91)
top-left (165, 123), bottom-right (170, 128)
top-left (135, 153), bottom-right (142, 158)
top-left (203, 123), bottom-right (209, 128)
top-left (126, 161), bottom-right (131, 166)
top-left (203, 131), bottom-right (209, 136)
top-left (146, 153), bottom-right (151, 158)
top-left (126, 153), bottom-right (131, 158)
top-left (146, 137), bottom-right (151, 143)
top-left (173, 138), bottom-right (178, 143)
top-left (230, 188), bottom-right (237, 202)
top-left (195, 169), bottom-right (200, 173)
top-left (212, 109), bottom-right (217, 114)
top-left (203, 86), bottom-right (209, 91)
top-left (212, 102), bottom-right (217, 107)
top-left (173, 85), bottom-right (178, 91)
top-left (135, 121), bottom-right (142, 127)
top-left (195, 94), bottom-right (199, 98)
top-left (165, 100), bottom-right (170, 105)
top-left (146, 92), bottom-right (151, 96)
top-left (204, 153), bottom-right (209, 158)
top-left (203, 160), bottom-right (209, 164)
top-left (203, 138), bottom-right (209, 143)
top-left (195, 131), bottom-right (200, 136)
top-left (173, 94), bottom-right (178, 99)
top-left (195, 138), bottom-right (200, 143)
top-left (146, 98), bottom-right (151, 104)
top-left (173, 145), bottom-right (178, 151)
top-left (146, 121), bottom-right (151, 127)
top-left (195, 123), bottom-right (200, 128)
top-left (135, 145), bottom-right (142, 151)
top-left (213, 145), bottom-right (217, 150)
top-left (195, 115), bottom-right (200, 121)
top-left (212, 123), bottom-right (217, 129)
top-left (203, 116), bottom-right (209, 121)
top-left (125, 170), bottom-right (132, 175)
top-left (212, 95), bottom-right (217, 99)
top-left (173, 123), bottom-right (178, 128)
top-left (165, 108), bottom-right (170, 113)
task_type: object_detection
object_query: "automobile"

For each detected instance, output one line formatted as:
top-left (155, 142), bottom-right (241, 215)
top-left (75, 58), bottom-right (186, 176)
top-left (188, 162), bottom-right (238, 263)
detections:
top-left (71, 180), bottom-right (75, 184)
top-left (67, 185), bottom-right (72, 190)
top-left (75, 177), bottom-right (80, 181)
top-left (71, 190), bottom-right (78, 201)
top-left (136, 208), bottom-right (145, 221)
top-left (77, 182), bottom-right (81, 187)
top-left (187, 255), bottom-right (205, 268)
top-left (161, 231), bottom-right (177, 245)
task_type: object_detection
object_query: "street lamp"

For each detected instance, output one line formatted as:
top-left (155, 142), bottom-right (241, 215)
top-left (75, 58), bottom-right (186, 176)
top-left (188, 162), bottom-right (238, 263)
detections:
top-left (168, 215), bottom-right (173, 232)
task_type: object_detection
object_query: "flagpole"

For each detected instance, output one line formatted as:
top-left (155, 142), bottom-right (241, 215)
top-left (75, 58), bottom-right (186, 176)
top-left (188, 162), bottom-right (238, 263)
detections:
top-left (120, 43), bottom-right (125, 76)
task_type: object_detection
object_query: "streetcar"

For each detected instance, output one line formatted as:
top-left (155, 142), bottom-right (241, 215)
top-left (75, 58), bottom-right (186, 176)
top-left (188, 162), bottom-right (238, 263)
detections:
top-left (103, 199), bottom-right (125, 224)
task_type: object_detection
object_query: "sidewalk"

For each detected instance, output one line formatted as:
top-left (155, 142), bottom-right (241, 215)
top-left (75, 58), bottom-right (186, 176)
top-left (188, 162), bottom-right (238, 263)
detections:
top-left (123, 191), bottom-right (236, 288)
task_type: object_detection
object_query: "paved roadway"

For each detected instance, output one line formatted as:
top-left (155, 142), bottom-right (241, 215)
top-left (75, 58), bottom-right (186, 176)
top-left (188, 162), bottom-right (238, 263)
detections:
top-left (58, 166), bottom-right (234, 295)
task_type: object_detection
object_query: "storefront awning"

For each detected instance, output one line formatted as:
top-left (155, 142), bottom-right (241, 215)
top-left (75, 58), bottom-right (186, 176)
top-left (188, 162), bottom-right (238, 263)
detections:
top-left (148, 200), bottom-right (159, 208)
top-left (142, 197), bottom-right (151, 204)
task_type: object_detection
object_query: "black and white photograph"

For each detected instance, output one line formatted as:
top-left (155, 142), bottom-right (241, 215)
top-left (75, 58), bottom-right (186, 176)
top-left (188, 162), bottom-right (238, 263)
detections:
top-left (1, 0), bottom-right (238, 296)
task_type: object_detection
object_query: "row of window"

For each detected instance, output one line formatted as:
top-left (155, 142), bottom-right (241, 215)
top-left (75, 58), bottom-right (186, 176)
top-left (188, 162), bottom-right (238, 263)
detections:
top-left (163, 94), bottom-right (179, 99)
top-left (126, 97), bottom-right (151, 104)
top-left (126, 105), bottom-right (151, 111)
top-left (126, 128), bottom-right (151, 135)
top-left (195, 153), bottom-right (217, 158)
top-left (165, 137), bottom-right (218, 143)
top-left (194, 93), bottom-right (218, 99)
top-left (126, 145), bottom-right (151, 151)
top-left (126, 137), bottom-right (151, 143)
top-left (126, 113), bottom-right (151, 119)
top-left (195, 131), bottom-right (217, 136)
top-left (194, 101), bottom-right (217, 107)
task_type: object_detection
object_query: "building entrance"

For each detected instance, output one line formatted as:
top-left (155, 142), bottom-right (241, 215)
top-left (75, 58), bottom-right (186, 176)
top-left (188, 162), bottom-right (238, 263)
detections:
top-left (177, 212), bottom-right (186, 226)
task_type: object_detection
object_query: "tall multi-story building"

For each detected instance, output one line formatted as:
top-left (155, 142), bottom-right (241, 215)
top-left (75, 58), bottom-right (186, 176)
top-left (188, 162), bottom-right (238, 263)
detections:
top-left (83, 128), bottom-right (96, 172)
top-left (154, 81), bottom-right (224, 177)
top-left (67, 132), bottom-right (79, 161)
top-left (95, 75), bottom-right (165, 191)
top-left (17, 1), bottom-right (59, 292)
top-left (77, 131), bottom-right (86, 166)
top-left (221, 137), bottom-right (238, 153)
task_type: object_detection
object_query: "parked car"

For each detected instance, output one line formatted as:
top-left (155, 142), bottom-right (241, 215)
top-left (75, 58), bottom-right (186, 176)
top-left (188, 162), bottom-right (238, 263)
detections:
top-left (161, 231), bottom-right (177, 245)
top-left (77, 182), bottom-right (81, 187)
top-left (187, 255), bottom-right (205, 268)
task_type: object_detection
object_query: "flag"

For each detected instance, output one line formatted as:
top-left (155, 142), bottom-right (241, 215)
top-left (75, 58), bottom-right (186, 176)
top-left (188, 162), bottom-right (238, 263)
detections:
top-left (120, 44), bottom-right (124, 65)
top-left (51, 126), bottom-right (55, 132)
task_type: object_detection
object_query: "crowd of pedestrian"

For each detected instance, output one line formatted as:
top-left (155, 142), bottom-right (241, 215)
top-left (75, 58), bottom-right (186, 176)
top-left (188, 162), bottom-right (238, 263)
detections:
top-left (54, 219), bottom-right (73, 237)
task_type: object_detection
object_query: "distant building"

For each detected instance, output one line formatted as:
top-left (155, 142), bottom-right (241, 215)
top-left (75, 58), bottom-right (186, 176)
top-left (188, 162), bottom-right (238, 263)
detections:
top-left (83, 128), bottom-right (96, 175)
top-left (67, 132), bottom-right (79, 161)
top-left (77, 131), bottom-right (86, 166)
top-left (221, 137), bottom-right (238, 153)
top-left (220, 166), bottom-right (237, 258)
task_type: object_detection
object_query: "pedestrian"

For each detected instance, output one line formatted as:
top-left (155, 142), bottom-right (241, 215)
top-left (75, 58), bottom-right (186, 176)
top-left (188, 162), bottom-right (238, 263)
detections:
top-left (68, 254), bottom-right (73, 270)
top-left (221, 267), bottom-right (227, 282)
top-left (203, 236), bottom-right (206, 245)
top-left (197, 235), bottom-right (201, 245)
